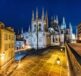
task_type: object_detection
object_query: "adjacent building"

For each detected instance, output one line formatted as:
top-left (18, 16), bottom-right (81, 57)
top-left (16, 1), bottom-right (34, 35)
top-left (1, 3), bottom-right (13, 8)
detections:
top-left (16, 37), bottom-right (25, 50)
top-left (0, 22), bottom-right (15, 74)
top-left (50, 16), bottom-right (60, 46)
top-left (50, 16), bottom-right (75, 45)
top-left (77, 23), bottom-right (81, 42)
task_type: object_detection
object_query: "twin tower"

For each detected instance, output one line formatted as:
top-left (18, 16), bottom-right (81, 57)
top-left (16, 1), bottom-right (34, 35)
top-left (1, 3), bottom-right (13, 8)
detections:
top-left (31, 8), bottom-right (48, 32)
top-left (30, 8), bottom-right (72, 34)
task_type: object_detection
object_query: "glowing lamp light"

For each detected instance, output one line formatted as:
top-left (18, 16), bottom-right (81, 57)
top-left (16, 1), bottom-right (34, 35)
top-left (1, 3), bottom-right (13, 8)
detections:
top-left (61, 49), bottom-right (63, 51)
top-left (1, 53), bottom-right (5, 60)
top-left (56, 58), bottom-right (60, 65)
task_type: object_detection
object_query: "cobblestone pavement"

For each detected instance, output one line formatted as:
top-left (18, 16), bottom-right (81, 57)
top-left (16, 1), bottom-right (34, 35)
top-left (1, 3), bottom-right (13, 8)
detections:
top-left (10, 48), bottom-right (69, 76)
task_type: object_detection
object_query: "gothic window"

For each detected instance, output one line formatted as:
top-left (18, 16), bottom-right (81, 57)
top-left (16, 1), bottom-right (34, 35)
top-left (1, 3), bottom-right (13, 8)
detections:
top-left (39, 24), bottom-right (41, 31)
top-left (53, 37), bottom-right (55, 42)
top-left (34, 25), bottom-right (36, 32)
top-left (61, 30), bottom-right (64, 34)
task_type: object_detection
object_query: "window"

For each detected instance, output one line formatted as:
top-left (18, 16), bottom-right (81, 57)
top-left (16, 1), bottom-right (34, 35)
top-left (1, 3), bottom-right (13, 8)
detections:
top-left (56, 38), bottom-right (58, 41)
top-left (39, 24), bottom-right (41, 31)
top-left (34, 25), bottom-right (36, 32)
top-left (12, 35), bottom-right (14, 40)
top-left (4, 34), bottom-right (7, 40)
top-left (5, 44), bottom-right (8, 50)
top-left (9, 35), bottom-right (11, 40)
top-left (61, 30), bottom-right (64, 34)
top-left (53, 37), bottom-right (55, 42)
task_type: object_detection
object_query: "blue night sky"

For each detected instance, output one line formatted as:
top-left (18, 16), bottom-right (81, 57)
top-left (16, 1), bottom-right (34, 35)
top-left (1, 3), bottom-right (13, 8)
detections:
top-left (0, 0), bottom-right (81, 33)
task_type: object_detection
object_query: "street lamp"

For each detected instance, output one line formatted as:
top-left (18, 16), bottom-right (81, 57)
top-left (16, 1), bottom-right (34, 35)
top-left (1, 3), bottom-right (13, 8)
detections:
top-left (56, 58), bottom-right (60, 65)
top-left (1, 52), bottom-right (5, 61)
top-left (60, 48), bottom-right (63, 51)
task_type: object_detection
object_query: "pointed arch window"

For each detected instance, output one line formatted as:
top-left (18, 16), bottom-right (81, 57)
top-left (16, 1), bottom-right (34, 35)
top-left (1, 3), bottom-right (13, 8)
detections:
top-left (53, 36), bottom-right (55, 42)
top-left (34, 25), bottom-right (36, 32)
top-left (39, 24), bottom-right (42, 31)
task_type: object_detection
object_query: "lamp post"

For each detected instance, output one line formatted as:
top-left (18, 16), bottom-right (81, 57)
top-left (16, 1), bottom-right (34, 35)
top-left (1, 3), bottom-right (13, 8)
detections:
top-left (36, 17), bottom-right (38, 51)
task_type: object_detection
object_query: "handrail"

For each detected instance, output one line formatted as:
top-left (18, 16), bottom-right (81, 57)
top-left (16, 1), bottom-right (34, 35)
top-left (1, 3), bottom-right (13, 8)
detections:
top-left (66, 43), bottom-right (81, 76)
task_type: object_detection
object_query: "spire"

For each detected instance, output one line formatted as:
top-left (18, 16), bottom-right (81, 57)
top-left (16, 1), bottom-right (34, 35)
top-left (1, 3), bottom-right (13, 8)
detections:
top-left (51, 16), bottom-right (53, 20)
top-left (36, 8), bottom-right (38, 20)
top-left (56, 15), bottom-right (58, 24)
top-left (42, 8), bottom-right (44, 20)
top-left (45, 10), bottom-right (48, 21)
top-left (69, 22), bottom-right (73, 33)
top-left (61, 17), bottom-right (66, 29)
top-left (18, 29), bottom-right (19, 34)
top-left (54, 16), bottom-right (58, 24)
top-left (32, 10), bottom-right (34, 21)
top-left (63, 17), bottom-right (66, 28)
top-left (28, 25), bottom-right (31, 32)
top-left (69, 22), bottom-right (73, 40)
top-left (54, 16), bottom-right (55, 20)
top-left (45, 10), bottom-right (48, 28)
top-left (21, 27), bottom-right (23, 34)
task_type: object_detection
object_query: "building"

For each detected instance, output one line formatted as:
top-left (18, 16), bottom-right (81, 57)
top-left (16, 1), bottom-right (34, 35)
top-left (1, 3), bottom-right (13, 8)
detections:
top-left (50, 16), bottom-right (60, 46)
top-left (77, 23), bottom-right (81, 42)
top-left (50, 16), bottom-right (75, 45)
top-left (65, 28), bottom-right (71, 42)
top-left (0, 22), bottom-right (15, 74)
top-left (20, 9), bottom-right (75, 48)
top-left (21, 8), bottom-right (51, 49)
top-left (16, 38), bottom-right (25, 50)
top-left (16, 32), bottom-right (31, 51)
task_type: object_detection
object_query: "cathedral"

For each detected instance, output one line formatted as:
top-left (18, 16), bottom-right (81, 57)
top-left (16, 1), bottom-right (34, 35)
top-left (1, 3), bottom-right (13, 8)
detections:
top-left (50, 16), bottom-right (76, 46)
top-left (21, 8), bottom-right (51, 49)
top-left (49, 16), bottom-right (60, 46)
top-left (16, 8), bottom-right (76, 50)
